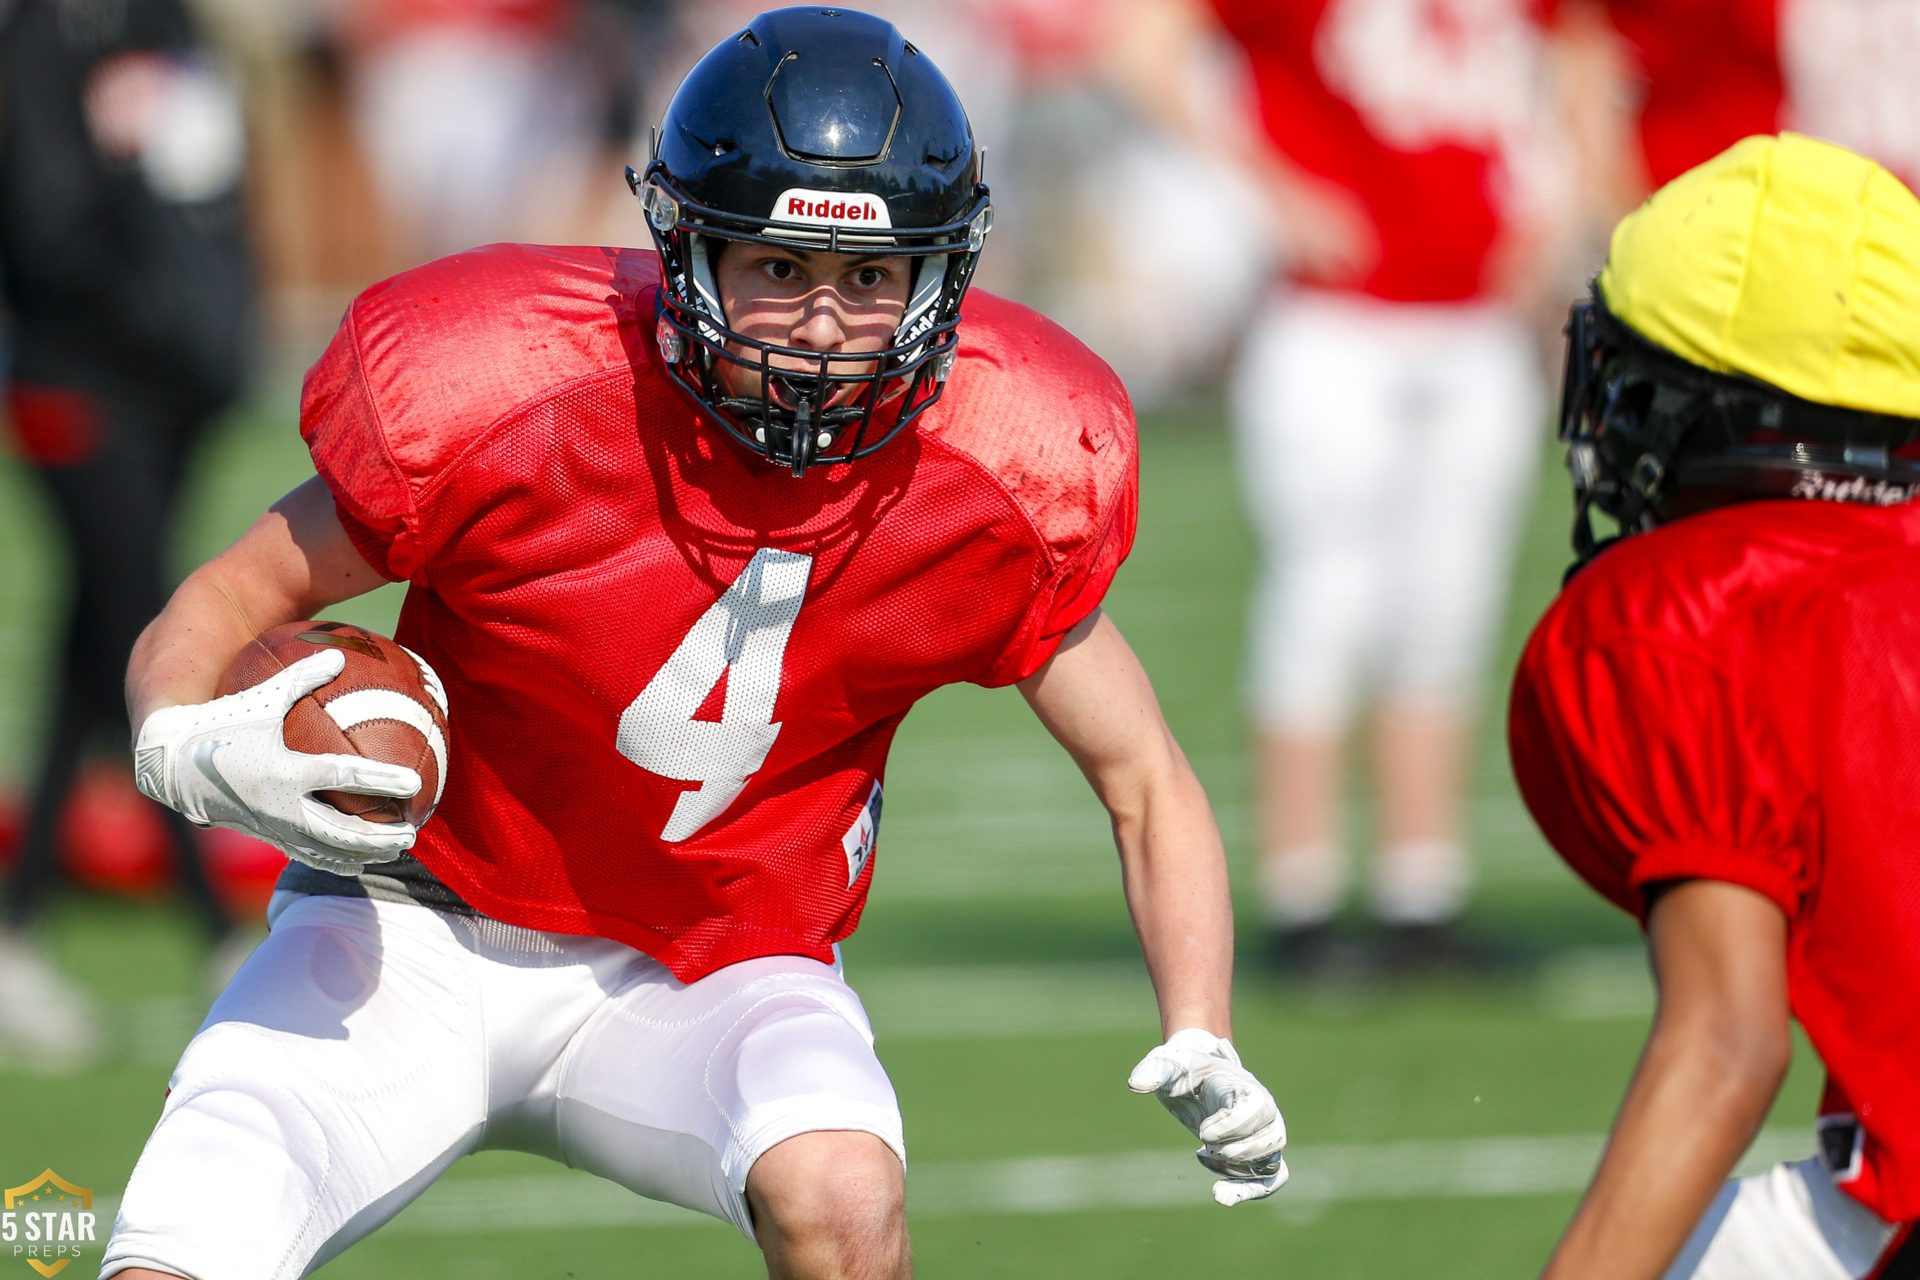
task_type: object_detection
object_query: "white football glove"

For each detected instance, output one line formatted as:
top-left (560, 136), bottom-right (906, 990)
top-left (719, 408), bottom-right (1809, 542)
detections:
top-left (1129, 1027), bottom-right (1289, 1206)
top-left (133, 648), bottom-right (423, 876)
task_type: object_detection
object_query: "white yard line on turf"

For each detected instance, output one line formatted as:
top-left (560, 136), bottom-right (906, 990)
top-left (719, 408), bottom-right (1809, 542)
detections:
top-left (82, 1128), bottom-right (1809, 1236)
top-left (122, 950), bottom-right (1653, 1064)
top-left (878, 792), bottom-right (1562, 902)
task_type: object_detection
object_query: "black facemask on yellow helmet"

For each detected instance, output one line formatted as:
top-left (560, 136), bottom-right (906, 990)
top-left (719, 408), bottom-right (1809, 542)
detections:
top-left (1557, 133), bottom-right (1920, 572)
top-left (1559, 291), bottom-right (1920, 568)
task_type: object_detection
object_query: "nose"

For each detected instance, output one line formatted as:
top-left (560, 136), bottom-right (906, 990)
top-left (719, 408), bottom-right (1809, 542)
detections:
top-left (786, 288), bottom-right (851, 353)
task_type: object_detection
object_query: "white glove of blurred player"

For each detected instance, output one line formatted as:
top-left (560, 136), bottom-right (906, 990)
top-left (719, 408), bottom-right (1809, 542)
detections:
top-left (1129, 1027), bottom-right (1289, 1206)
top-left (133, 648), bottom-right (422, 876)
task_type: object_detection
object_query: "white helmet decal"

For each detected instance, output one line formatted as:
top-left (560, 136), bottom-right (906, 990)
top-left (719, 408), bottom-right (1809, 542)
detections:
top-left (770, 188), bottom-right (893, 228)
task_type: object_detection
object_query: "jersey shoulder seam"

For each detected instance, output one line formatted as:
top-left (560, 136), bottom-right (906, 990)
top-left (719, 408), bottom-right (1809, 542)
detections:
top-left (916, 428), bottom-right (1063, 570)
top-left (1545, 628), bottom-right (1730, 673)
top-left (1614, 523), bottom-right (1914, 628)
top-left (339, 302), bottom-right (413, 518)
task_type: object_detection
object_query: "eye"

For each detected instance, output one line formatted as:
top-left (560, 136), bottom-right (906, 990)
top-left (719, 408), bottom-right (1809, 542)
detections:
top-left (852, 265), bottom-right (888, 290)
top-left (763, 258), bottom-right (798, 282)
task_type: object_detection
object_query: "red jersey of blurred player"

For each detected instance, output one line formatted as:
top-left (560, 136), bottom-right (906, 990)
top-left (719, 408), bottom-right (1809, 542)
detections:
top-left (302, 243), bottom-right (1137, 983)
top-left (1591, 0), bottom-right (1782, 186)
top-left (1586, 0), bottom-right (1920, 191)
top-left (1512, 497), bottom-right (1920, 1223)
top-left (338, 0), bottom-right (568, 48)
top-left (1206, 0), bottom-right (1554, 301)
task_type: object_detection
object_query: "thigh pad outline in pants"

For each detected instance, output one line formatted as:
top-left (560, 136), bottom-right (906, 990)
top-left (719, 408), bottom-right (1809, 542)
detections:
top-left (101, 897), bottom-right (493, 1280)
top-left (549, 953), bottom-right (905, 1241)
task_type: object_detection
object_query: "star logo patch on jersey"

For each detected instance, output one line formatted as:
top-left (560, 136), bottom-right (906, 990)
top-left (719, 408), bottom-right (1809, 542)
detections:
top-left (841, 780), bottom-right (884, 889)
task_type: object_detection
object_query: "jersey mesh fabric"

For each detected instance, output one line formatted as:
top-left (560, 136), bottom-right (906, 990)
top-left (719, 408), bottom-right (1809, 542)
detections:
top-left (301, 244), bottom-right (1137, 981)
top-left (1510, 498), bottom-right (1920, 1222)
top-left (1208, 0), bottom-right (1549, 302)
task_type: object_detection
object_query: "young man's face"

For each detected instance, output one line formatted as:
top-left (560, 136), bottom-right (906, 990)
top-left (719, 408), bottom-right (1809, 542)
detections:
top-left (710, 241), bottom-right (913, 404)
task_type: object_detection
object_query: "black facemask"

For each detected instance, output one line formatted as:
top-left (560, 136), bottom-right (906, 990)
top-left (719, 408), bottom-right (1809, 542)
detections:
top-left (1558, 294), bottom-right (1920, 572)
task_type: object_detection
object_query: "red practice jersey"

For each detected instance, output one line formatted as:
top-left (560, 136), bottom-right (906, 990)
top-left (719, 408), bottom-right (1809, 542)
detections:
top-left (1511, 499), bottom-right (1920, 1223)
top-left (302, 244), bottom-right (1138, 982)
top-left (1208, 0), bottom-right (1553, 302)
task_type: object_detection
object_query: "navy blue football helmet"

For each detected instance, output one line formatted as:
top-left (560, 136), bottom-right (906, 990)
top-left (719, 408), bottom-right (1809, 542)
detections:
top-left (630, 7), bottom-right (992, 475)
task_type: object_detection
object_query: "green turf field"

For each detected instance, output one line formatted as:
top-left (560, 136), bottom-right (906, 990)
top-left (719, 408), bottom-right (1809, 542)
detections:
top-left (0, 380), bottom-right (1824, 1278)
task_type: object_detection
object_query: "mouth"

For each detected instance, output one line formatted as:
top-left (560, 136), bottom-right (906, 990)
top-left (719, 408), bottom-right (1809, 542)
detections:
top-left (719, 393), bottom-right (868, 430)
top-left (761, 357), bottom-right (888, 410)
top-left (725, 360), bottom-right (878, 423)
top-left (766, 368), bottom-right (829, 412)
top-left (715, 372), bottom-right (875, 475)
top-left (688, 329), bottom-right (936, 476)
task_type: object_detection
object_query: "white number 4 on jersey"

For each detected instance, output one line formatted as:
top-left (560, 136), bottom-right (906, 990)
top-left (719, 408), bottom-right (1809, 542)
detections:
top-left (616, 548), bottom-right (813, 842)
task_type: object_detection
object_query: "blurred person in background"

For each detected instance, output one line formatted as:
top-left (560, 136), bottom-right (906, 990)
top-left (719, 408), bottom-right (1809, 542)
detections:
top-left (1565, 0), bottom-right (1920, 214)
top-left (1514, 132), bottom-right (1920, 1280)
top-left (995, 0), bottom-right (1273, 407)
top-left (563, 0), bottom-right (698, 246)
top-left (1114, 0), bottom-right (1582, 972)
top-left (0, 0), bottom-right (254, 1065)
top-left (331, 0), bottom-right (603, 269)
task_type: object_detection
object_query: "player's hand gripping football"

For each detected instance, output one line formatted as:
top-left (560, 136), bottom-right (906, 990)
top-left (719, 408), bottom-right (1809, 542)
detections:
top-left (133, 648), bottom-right (423, 875)
top-left (1130, 1028), bottom-right (1289, 1206)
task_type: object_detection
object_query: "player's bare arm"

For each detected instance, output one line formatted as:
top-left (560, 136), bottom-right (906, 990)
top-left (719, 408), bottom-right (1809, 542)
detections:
top-left (1020, 609), bottom-right (1232, 1036)
top-left (1020, 608), bottom-right (1287, 1206)
top-left (126, 476), bottom-right (416, 873)
top-left (127, 475), bottom-right (387, 725)
top-left (1542, 881), bottom-right (1791, 1279)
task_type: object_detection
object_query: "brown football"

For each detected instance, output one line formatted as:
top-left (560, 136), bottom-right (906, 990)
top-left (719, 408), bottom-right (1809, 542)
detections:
top-left (216, 620), bottom-right (450, 826)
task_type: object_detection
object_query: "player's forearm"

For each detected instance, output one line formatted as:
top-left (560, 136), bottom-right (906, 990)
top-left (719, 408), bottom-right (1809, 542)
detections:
top-left (1544, 881), bottom-right (1792, 1280)
top-left (1016, 611), bottom-right (1236, 1035)
top-left (1112, 756), bottom-right (1237, 1039)
top-left (127, 566), bottom-right (291, 728)
top-left (1104, 0), bottom-right (1307, 222)
top-left (128, 480), bottom-right (388, 728)
top-left (1542, 1001), bottom-right (1787, 1280)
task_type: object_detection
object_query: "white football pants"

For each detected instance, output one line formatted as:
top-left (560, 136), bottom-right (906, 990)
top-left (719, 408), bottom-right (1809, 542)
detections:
top-left (1664, 1156), bottom-right (1902, 1279)
top-left (101, 894), bottom-right (903, 1280)
top-left (1232, 287), bottom-right (1544, 735)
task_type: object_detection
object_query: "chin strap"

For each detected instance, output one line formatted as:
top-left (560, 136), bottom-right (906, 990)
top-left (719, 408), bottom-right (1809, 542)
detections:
top-left (787, 398), bottom-right (816, 477)
top-left (712, 390), bottom-right (869, 475)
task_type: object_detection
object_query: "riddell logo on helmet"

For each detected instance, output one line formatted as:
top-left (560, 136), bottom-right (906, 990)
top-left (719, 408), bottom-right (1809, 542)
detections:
top-left (770, 188), bottom-right (893, 229)
top-left (1789, 471), bottom-right (1920, 505)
